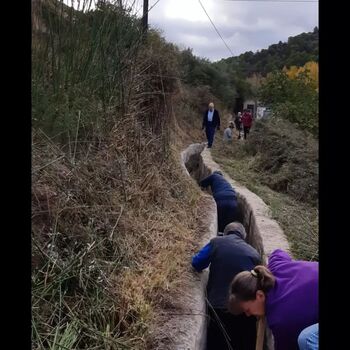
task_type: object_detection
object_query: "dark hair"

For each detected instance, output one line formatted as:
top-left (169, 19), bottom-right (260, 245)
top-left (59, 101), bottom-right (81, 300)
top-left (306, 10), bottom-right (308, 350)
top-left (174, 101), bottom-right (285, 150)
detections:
top-left (228, 266), bottom-right (275, 313)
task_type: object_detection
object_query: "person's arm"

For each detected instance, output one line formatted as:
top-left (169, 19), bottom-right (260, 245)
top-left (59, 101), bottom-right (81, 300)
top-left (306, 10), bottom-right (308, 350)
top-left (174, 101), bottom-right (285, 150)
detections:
top-left (216, 110), bottom-right (220, 130)
top-left (192, 242), bottom-right (212, 272)
top-left (199, 173), bottom-right (213, 188)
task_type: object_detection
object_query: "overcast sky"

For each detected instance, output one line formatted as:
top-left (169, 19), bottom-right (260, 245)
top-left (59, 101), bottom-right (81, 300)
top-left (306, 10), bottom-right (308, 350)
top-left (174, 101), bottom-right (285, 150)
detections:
top-left (132, 0), bottom-right (318, 62)
top-left (64, 0), bottom-right (318, 62)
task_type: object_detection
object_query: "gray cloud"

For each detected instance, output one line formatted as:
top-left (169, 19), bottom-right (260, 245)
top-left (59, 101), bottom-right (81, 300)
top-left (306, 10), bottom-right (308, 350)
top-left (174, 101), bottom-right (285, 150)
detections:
top-left (147, 0), bottom-right (318, 61)
top-left (64, 1), bottom-right (317, 61)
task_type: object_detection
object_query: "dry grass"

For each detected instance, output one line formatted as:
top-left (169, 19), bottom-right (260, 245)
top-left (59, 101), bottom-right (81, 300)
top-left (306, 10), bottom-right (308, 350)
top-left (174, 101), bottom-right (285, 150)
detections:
top-left (243, 118), bottom-right (318, 205)
top-left (32, 121), bottom-right (204, 349)
top-left (31, 3), bottom-right (205, 346)
top-left (32, 35), bottom-right (207, 348)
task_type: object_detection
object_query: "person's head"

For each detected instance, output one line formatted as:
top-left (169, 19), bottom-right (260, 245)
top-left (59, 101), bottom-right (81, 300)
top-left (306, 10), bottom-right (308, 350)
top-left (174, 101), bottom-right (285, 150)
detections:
top-left (208, 102), bottom-right (214, 111)
top-left (237, 112), bottom-right (241, 117)
top-left (228, 266), bottom-right (276, 317)
top-left (229, 121), bottom-right (234, 129)
top-left (214, 170), bottom-right (223, 176)
top-left (223, 222), bottom-right (246, 240)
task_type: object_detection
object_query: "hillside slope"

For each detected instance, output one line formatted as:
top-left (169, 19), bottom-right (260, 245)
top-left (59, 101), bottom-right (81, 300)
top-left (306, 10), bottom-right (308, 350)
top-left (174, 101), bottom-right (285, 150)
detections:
top-left (215, 27), bottom-right (318, 77)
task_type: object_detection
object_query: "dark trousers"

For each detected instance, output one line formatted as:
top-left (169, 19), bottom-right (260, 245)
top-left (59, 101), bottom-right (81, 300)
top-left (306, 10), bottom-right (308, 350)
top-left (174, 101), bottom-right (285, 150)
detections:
top-left (206, 126), bottom-right (216, 148)
top-left (235, 123), bottom-right (242, 139)
top-left (243, 126), bottom-right (251, 139)
top-left (216, 198), bottom-right (237, 233)
top-left (206, 308), bottom-right (257, 350)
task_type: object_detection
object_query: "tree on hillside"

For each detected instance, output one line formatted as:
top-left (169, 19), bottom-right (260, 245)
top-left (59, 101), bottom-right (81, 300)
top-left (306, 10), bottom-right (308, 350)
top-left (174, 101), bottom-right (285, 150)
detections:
top-left (246, 73), bottom-right (265, 98)
top-left (283, 61), bottom-right (318, 90)
top-left (216, 28), bottom-right (318, 78)
top-left (180, 48), bottom-right (253, 109)
top-left (259, 71), bottom-right (318, 136)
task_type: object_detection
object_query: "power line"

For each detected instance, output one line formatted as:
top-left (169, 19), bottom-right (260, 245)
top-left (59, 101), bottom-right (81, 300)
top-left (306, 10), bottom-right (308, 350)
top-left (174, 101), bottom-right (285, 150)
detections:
top-left (198, 0), bottom-right (235, 57)
top-left (133, 0), bottom-right (162, 18)
top-left (138, 0), bottom-right (162, 17)
top-left (148, 0), bottom-right (162, 12)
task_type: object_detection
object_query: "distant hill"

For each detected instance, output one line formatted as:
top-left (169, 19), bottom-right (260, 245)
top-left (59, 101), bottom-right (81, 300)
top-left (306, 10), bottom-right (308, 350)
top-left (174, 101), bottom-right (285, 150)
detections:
top-left (216, 27), bottom-right (318, 77)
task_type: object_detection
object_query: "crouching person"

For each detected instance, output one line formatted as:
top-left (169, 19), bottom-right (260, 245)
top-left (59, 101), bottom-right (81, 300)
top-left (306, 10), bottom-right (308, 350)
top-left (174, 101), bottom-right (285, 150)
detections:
top-left (191, 222), bottom-right (261, 350)
top-left (200, 170), bottom-right (237, 234)
top-left (223, 121), bottom-right (235, 142)
top-left (228, 249), bottom-right (319, 350)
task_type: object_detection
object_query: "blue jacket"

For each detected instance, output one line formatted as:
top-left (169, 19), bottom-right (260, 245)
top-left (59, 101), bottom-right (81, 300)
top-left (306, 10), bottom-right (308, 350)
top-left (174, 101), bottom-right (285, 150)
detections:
top-left (192, 231), bottom-right (261, 308)
top-left (200, 172), bottom-right (236, 201)
top-left (202, 109), bottom-right (220, 129)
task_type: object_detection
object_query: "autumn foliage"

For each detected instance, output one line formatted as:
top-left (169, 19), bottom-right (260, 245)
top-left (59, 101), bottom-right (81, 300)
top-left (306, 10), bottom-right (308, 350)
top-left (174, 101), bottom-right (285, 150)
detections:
top-left (283, 61), bottom-right (318, 90)
top-left (259, 65), bottom-right (318, 136)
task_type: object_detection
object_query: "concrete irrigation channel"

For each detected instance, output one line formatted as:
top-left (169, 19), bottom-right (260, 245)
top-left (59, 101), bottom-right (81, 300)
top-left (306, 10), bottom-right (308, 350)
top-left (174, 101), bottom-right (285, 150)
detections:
top-left (152, 143), bottom-right (291, 350)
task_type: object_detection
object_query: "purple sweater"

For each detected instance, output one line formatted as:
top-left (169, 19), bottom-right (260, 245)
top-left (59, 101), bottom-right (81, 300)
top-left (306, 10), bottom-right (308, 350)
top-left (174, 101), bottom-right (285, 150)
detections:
top-left (266, 249), bottom-right (318, 350)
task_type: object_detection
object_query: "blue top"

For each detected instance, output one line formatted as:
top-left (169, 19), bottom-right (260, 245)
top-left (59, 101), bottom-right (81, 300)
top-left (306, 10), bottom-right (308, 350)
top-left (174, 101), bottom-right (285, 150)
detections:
top-left (266, 249), bottom-right (319, 350)
top-left (207, 110), bottom-right (214, 122)
top-left (202, 109), bottom-right (220, 129)
top-left (192, 232), bottom-right (261, 308)
top-left (192, 243), bottom-right (212, 272)
top-left (200, 172), bottom-right (236, 200)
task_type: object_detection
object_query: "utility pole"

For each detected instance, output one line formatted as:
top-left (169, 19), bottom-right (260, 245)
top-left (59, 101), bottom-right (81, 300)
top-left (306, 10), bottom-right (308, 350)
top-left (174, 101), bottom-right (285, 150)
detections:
top-left (142, 0), bottom-right (149, 35)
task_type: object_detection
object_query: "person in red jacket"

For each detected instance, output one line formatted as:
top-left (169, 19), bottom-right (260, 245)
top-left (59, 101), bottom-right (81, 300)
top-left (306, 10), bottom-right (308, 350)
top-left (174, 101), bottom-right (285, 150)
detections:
top-left (241, 109), bottom-right (253, 140)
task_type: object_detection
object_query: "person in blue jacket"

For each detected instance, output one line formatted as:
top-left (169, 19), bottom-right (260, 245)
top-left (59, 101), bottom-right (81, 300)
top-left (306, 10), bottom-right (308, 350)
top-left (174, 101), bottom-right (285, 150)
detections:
top-left (192, 222), bottom-right (262, 350)
top-left (202, 102), bottom-right (220, 148)
top-left (200, 170), bottom-right (238, 233)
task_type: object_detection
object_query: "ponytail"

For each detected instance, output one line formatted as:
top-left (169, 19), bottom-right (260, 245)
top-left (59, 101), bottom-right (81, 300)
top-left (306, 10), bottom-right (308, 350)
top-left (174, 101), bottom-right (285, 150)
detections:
top-left (229, 265), bottom-right (275, 301)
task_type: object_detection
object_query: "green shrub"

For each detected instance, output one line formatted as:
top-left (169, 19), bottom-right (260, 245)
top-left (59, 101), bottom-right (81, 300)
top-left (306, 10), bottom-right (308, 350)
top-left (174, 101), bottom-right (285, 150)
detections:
top-left (259, 71), bottom-right (318, 136)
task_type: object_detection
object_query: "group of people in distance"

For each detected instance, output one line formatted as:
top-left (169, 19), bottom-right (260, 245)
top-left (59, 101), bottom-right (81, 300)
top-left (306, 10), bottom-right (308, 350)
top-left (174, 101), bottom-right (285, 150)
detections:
top-left (202, 102), bottom-right (253, 148)
top-left (192, 170), bottom-right (319, 350)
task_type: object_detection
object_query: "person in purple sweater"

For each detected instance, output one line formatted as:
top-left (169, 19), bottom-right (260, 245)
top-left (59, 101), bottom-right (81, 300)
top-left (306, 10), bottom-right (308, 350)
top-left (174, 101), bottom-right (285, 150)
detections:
top-left (227, 249), bottom-right (318, 350)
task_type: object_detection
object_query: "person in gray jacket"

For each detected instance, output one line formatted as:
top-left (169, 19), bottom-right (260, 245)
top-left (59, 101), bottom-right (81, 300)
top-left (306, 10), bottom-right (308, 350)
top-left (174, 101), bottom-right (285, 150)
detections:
top-left (223, 121), bottom-right (235, 142)
top-left (192, 222), bottom-right (262, 350)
